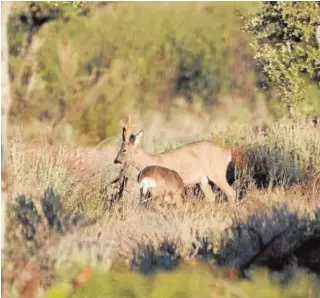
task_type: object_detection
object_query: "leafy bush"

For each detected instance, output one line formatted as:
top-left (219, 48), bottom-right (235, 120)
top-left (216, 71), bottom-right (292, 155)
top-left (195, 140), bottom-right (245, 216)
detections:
top-left (130, 240), bottom-right (181, 275)
top-left (13, 195), bottom-right (41, 241)
top-left (243, 2), bottom-right (320, 113)
top-left (5, 187), bottom-right (96, 262)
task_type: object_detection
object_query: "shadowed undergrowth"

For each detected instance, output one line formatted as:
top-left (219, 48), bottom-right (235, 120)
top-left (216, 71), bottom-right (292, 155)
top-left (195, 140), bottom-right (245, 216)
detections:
top-left (128, 205), bottom-right (320, 278)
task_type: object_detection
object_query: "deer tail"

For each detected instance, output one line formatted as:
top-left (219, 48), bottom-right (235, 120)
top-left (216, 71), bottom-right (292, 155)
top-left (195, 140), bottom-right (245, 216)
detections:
top-left (228, 149), bottom-right (232, 163)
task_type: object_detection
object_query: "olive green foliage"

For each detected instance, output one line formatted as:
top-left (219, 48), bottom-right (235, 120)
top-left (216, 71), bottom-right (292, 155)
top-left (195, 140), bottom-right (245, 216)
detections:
top-left (8, 2), bottom-right (259, 144)
top-left (243, 2), bottom-right (320, 113)
top-left (8, 2), bottom-right (90, 56)
top-left (43, 265), bottom-right (318, 298)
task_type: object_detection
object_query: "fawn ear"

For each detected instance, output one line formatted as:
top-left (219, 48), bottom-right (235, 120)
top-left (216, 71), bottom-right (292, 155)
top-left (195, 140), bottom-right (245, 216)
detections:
top-left (134, 130), bottom-right (144, 145)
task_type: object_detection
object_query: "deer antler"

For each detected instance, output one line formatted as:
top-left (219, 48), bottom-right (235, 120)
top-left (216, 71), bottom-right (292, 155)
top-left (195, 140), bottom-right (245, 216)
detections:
top-left (121, 114), bottom-right (132, 142)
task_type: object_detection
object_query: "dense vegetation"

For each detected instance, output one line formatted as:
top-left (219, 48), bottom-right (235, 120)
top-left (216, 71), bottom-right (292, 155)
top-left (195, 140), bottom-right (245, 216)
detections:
top-left (243, 1), bottom-right (320, 115)
top-left (9, 2), bottom-right (272, 145)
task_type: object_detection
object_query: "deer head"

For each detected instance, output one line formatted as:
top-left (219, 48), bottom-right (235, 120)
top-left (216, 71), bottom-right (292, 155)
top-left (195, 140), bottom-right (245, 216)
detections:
top-left (114, 115), bottom-right (144, 165)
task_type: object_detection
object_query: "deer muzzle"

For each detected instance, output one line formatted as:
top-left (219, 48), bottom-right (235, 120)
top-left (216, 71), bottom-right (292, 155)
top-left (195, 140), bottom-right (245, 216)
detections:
top-left (114, 158), bottom-right (121, 164)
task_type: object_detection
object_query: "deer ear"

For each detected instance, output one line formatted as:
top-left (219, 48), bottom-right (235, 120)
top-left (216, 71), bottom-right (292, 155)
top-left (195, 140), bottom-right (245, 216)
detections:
top-left (134, 130), bottom-right (144, 145)
top-left (121, 114), bottom-right (132, 142)
top-left (122, 127), bottom-right (127, 142)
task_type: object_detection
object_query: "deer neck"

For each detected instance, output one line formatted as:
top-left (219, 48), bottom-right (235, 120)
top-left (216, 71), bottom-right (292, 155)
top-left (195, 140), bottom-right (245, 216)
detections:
top-left (132, 147), bottom-right (160, 170)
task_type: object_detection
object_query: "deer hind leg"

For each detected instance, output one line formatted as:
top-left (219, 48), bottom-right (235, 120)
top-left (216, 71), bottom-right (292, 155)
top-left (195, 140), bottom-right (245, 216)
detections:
top-left (172, 191), bottom-right (184, 207)
top-left (200, 176), bottom-right (216, 202)
top-left (214, 176), bottom-right (236, 203)
top-left (163, 192), bottom-right (176, 205)
top-left (162, 191), bottom-right (183, 207)
top-left (139, 178), bottom-right (157, 203)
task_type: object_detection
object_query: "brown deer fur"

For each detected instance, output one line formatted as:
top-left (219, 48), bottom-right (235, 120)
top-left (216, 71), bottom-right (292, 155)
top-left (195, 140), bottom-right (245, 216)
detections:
top-left (114, 116), bottom-right (236, 202)
top-left (138, 165), bottom-right (184, 205)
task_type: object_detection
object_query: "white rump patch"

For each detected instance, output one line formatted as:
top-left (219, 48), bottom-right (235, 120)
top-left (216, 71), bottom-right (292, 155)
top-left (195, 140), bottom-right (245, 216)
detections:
top-left (228, 149), bottom-right (232, 163)
top-left (200, 176), bottom-right (209, 185)
top-left (139, 178), bottom-right (157, 195)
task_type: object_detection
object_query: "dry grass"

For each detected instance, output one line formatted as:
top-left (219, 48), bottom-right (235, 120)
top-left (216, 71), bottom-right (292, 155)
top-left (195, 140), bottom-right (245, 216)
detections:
top-left (2, 119), bottom-right (320, 296)
top-left (7, 131), bottom-right (121, 217)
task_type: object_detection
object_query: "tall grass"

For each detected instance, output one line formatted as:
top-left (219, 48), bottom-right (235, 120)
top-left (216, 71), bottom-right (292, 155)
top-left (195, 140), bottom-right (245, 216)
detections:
top-left (3, 119), bottom-right (320, 298)
top-left (210, 119), bottom-right (320, 188)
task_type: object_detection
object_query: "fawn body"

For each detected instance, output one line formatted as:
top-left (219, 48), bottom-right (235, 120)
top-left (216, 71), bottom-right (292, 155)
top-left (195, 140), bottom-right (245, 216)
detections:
top-left (138, 165), bottom-right (184, 205)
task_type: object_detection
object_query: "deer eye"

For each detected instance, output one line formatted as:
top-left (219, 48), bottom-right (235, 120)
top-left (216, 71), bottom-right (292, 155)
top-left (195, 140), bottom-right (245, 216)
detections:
top-left (123, 149), bottom-right (127, 154)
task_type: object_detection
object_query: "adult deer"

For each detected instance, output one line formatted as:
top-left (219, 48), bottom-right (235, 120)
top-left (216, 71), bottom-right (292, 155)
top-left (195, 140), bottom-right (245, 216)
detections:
top-left (114, 116), bottom-right (236, 202)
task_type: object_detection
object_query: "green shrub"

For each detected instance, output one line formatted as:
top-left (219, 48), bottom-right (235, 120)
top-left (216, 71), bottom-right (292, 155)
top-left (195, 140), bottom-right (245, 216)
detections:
top-left (43, 264), bottom-right (319, 298)
top-left (243, 2), bottom-right (320, 113)
top-left (8, 2), bottom-right (260, 145)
